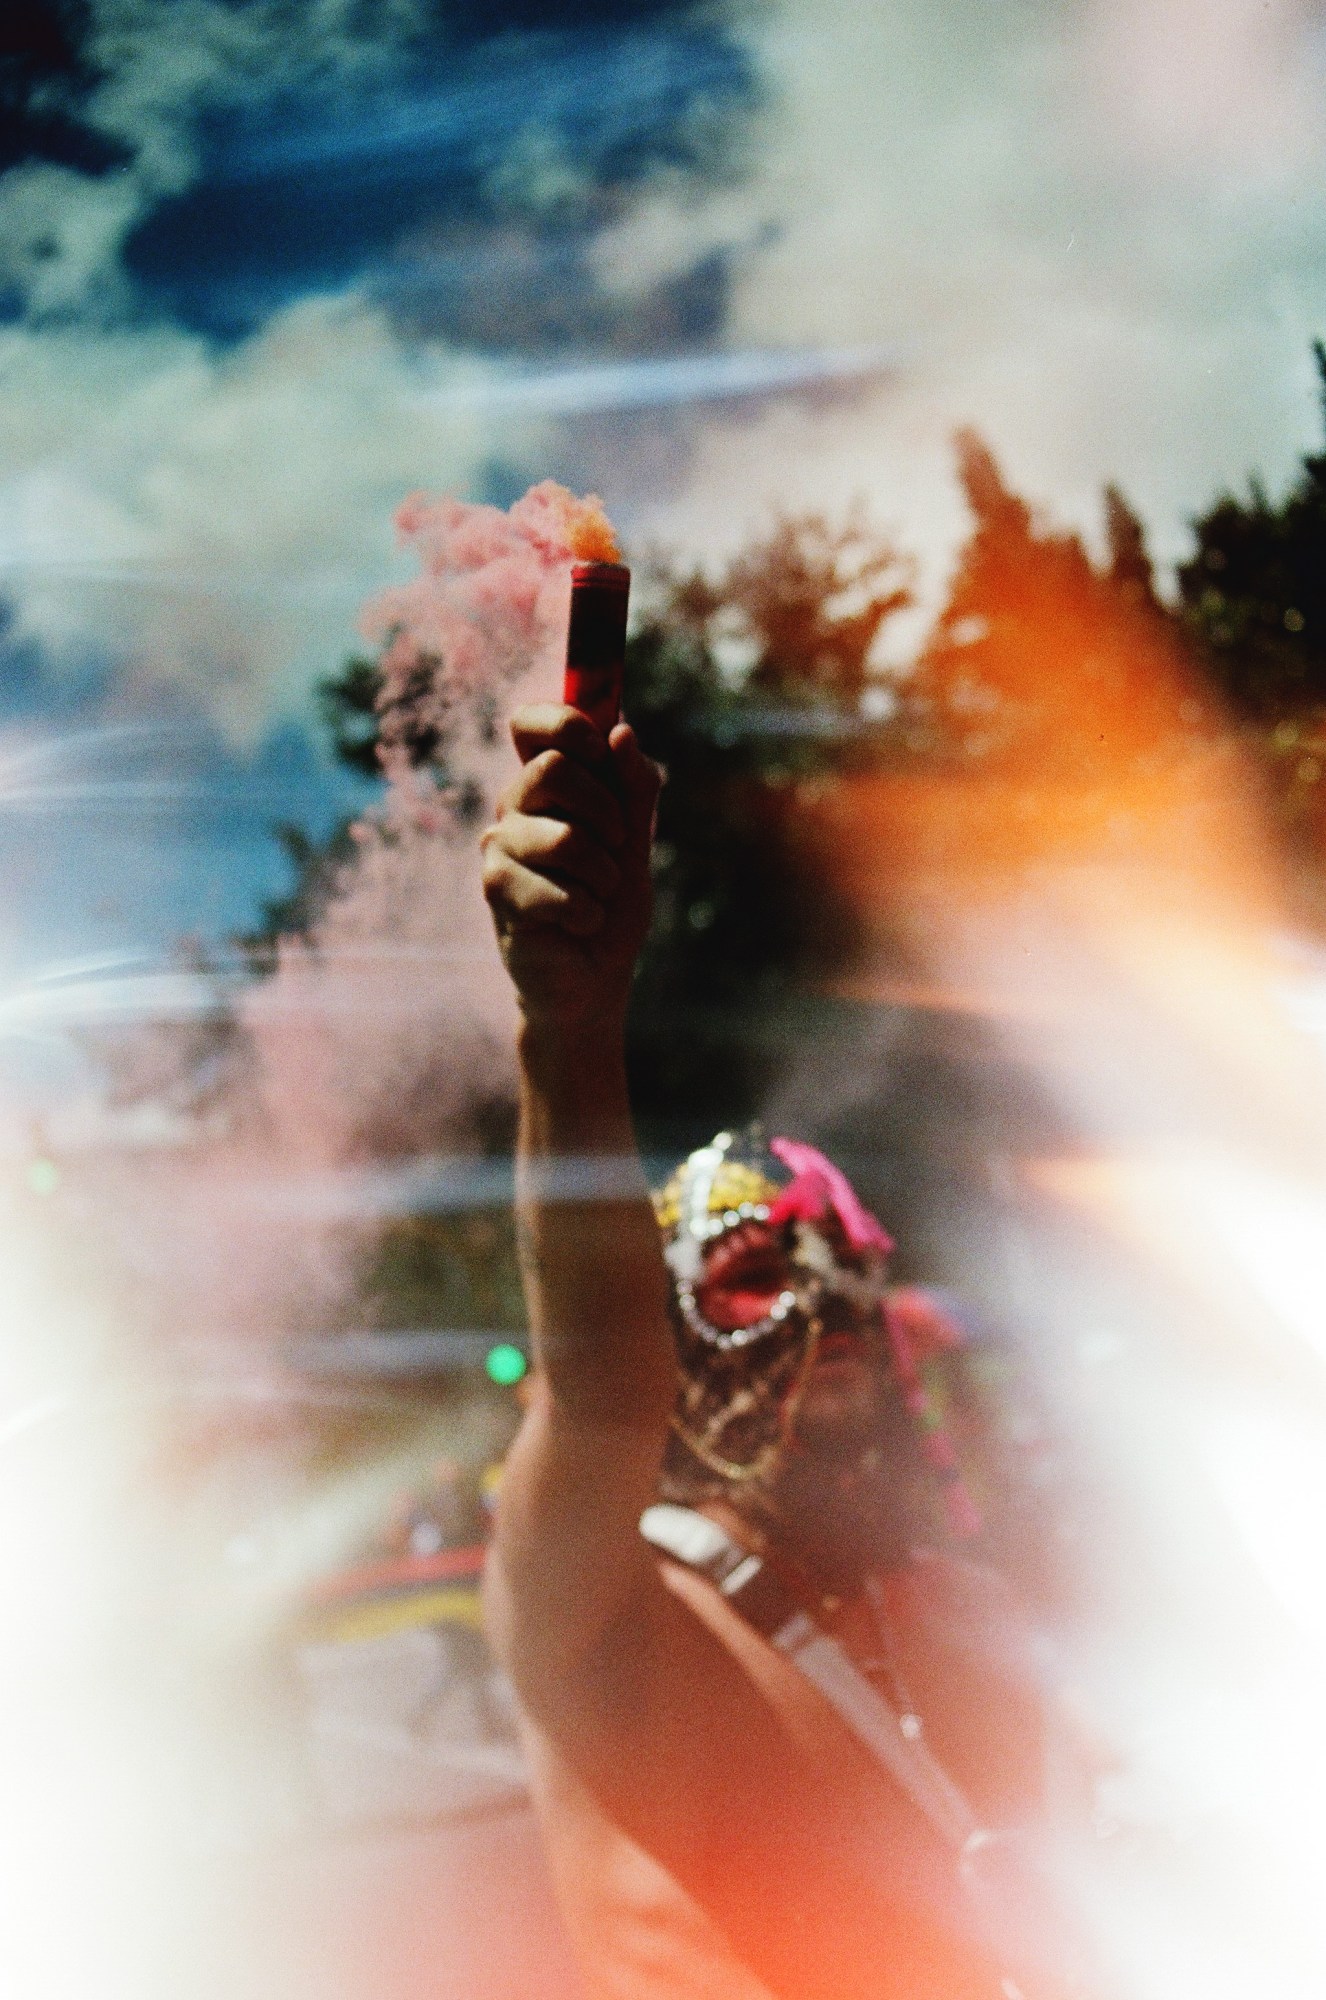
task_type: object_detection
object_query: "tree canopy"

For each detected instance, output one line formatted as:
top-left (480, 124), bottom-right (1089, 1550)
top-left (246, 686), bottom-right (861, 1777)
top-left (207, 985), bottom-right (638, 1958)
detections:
top-left (904, 432), bottom-right (1198, 779)
top-left (1179, 342), bottom-right (1326, 720)
top-left (1177, 341), bottom-right (1326, 842)
top-left (260, 346), bottom-right (1326, 1121)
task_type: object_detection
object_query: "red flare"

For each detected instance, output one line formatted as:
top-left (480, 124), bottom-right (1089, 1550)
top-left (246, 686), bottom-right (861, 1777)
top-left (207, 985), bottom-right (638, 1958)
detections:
top-left (564, 561), bottom-right (630, 735)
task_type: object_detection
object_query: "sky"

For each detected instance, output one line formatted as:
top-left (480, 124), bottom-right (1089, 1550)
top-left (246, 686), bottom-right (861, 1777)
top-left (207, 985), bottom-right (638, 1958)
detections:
top-left (3, 0), bottom-right (1326, 981)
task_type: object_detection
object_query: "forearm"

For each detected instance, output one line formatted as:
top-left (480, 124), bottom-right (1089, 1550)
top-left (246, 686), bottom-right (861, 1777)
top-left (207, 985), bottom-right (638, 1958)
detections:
top-left (488, 1010), bottom-right (677, 1694)
top-left (515, 1012), bottom-right (676, 1430)
top-left (482, 707), bottom-right (671, 1690)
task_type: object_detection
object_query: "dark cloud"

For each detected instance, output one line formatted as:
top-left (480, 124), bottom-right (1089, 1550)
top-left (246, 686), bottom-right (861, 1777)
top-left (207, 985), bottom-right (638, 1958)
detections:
top-left (1, 3), bottom-right (756, 346)
top-left (121, 22), bottom-right (755, 342)
top-left (375, 227), bottom-right (733, 354)
top-left (0, 4), bottom-right (127, 177)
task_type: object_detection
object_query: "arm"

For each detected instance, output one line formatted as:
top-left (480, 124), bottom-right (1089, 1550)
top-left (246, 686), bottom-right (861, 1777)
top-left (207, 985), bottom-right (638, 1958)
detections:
top-left (480, 708), bottom-right (1011, 2000)
top-left (480, 704), bottom-right (673, 1699)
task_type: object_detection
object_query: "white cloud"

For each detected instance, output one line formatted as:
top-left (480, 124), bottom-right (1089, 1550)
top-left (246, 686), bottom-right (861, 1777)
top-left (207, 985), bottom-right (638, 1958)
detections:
top-left (0, 165), bottom-right (142, 324)
top-left (1080, 0), bottom-right (1326, 171)
top-left (0, 294), bottom-right (540, 738)
top-left (588, 179), bottom-right (767, 301)
top-left (635, 0), bottom-right (1326, 596)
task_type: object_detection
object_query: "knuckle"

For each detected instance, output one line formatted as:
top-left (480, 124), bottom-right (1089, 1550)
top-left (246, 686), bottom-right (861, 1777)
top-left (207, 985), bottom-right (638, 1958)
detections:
top-left (521, 756), bottom-right (561, 807)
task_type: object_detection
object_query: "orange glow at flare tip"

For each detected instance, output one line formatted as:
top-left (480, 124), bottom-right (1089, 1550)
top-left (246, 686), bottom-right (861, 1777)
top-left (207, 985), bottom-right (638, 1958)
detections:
top-left (564, 492), bottom-right (621, 564)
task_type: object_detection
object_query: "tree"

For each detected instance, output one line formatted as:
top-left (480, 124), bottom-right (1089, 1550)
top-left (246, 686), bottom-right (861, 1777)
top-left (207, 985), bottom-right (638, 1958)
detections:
top-left (620, 515), bottom-right (912, 1121)
top-left (315, 656), bottom-right (384, 778)
top-left (1178, 342), bottom-right (1326, 720)
top-left (904, 432), bottom-right (1191, 779)
top-left (241, 818), bottom-right (363, 969)
top-left (724, 510), bottom-right (913, 711)
top-left (1177, 342), bottom-right (1326, 848)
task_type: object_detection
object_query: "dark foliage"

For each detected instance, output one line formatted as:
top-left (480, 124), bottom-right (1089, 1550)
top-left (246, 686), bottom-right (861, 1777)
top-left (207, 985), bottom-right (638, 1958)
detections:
top-left (1179, 342), bottom-right (1326, 720)
top-left (257, 356), bottom-right (1326, 1136)
top-left (315, 657), bottom-right (384, 778)
top-left (242, 817), bottom-right (363, 967)
top-left (291, 510), bottom-right (912, 1128)
top-left (354, 1209), bottom-right (526, 1336)
top-left (1176, 342), bottom-right (1326, 844)
top-left (621, 515), bottom-right (912, 1125)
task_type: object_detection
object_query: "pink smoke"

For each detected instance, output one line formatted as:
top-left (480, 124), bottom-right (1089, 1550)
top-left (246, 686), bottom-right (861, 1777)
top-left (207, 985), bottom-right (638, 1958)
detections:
top-left (250, 479), bottom-right (621, 1159)
top-left (118, 482), bottom-right (624, 1353)
top-left (360, 481), bottom-right (619, 786)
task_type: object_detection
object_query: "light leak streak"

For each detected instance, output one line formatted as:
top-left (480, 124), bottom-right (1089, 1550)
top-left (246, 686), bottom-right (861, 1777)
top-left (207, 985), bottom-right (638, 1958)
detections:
top-left (0, 1210), bottom-right (226, 1998)
top-left (0, 722), bottom-right (258, 816)
top-left (803, 561), bottom-right (1326, 1995)
top-left (0, 1188), bottom-right (508, 1999)
top-left (0, 967), bottom-right (227, 1035)
top-left (222, 26), bottom-right (750, 185)
top-left (413, 343), bottom-right (900, 419)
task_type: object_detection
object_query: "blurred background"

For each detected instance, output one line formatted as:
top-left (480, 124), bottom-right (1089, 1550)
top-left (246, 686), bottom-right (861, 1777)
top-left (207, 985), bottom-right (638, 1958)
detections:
top-left (5, 4), bottom-right (1326, 1998)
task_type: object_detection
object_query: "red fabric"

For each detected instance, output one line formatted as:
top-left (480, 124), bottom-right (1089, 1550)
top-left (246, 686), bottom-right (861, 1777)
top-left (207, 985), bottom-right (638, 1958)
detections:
top-left (693, 1220), bottom-right (790, 1330)
top-left (885, 1285), bottom-right (966, 1357)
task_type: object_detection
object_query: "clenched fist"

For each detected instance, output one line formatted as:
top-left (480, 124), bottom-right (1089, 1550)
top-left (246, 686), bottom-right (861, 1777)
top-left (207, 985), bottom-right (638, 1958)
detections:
top-left (481, 704), bottom-right (660, 1031)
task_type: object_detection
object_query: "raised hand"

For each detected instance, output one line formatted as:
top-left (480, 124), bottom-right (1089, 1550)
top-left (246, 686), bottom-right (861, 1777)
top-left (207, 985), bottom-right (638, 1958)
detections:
top-left (481, 703), bottom-right (660, 1031)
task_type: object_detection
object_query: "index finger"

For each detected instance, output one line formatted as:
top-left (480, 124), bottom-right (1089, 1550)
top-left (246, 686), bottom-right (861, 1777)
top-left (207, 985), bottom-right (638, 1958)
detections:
top-left (510, 703), bottom-right (613, 772)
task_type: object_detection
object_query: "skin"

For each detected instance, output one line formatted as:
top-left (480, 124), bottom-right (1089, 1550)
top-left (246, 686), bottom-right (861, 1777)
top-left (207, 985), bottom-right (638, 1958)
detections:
top-left (480, 705), bottom-right (1039, 2000)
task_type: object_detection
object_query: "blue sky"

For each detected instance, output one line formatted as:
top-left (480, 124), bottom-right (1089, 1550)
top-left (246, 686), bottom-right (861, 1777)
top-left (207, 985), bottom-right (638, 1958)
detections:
top-left (4, 0), bottom-right (1326, 989)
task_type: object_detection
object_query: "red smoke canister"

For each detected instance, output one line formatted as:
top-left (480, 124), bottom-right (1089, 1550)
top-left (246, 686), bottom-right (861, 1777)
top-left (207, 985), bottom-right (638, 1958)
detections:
top-left (564, 561), bottom-right (630, 735)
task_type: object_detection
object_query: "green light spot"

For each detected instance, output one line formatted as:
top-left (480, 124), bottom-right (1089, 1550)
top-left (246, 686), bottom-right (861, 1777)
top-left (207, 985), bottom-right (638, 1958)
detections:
top-left (485, 1343), bottom-right (527, 1387)
top-left (26, 1159), bottom-right (60, 1198)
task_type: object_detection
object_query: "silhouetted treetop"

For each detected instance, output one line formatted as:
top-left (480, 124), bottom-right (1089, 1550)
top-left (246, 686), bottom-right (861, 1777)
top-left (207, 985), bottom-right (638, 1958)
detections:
top-left (1179, 341), bottom-right (1326, 719)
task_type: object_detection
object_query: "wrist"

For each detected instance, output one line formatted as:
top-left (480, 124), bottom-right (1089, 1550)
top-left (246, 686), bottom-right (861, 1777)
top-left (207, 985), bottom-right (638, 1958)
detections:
top-left (517, 1006), bottom-right (628, 1075)
top-left (517, 1008), bottom-right (634, 1154)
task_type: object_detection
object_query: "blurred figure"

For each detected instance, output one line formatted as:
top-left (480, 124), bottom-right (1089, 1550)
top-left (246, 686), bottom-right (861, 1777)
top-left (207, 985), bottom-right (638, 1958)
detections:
top-left (480, 704), bottom-right (1079, 2000)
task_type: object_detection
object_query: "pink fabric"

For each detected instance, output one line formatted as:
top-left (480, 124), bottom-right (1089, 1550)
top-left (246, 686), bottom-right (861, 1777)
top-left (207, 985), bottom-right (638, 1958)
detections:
top-left (762, 1136), bottom-right (983, 1543)
top-left (942, 1483), bottom-right (986, 1540)
top-left (882, 1289), bottom-right (985, 1543)
top-left (884, 1285), bottom-right (966, 1358)
top-left (767, 1137), bottom-right (895, 1256)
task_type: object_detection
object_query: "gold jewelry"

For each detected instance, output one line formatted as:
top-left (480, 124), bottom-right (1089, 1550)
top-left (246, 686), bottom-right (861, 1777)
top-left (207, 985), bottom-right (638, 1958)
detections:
top-left (668, 1313), bottom-right (823, 1482)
